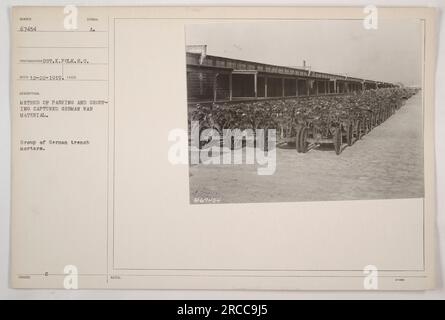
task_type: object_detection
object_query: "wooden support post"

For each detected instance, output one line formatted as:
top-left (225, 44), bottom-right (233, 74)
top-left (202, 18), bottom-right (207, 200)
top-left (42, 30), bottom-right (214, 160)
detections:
top-left (254, 73), bottom-right (258, 98)
top-left (295, 78), bottom-right (299, 96)
top-left (229, 73), bottom-right (233, 101)
top-left (282, 78), bottom-right (285, 97)
top-left (264, 77), bottom-right (268, 98)
top-left (213, 73), bottom-right (218, 102)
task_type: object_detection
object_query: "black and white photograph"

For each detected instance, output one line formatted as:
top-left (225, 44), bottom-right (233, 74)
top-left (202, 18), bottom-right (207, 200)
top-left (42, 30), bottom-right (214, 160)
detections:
top-left (3, 3), bottom-right (442, 297)
top-left (186, 20), bottom-right (424, 204)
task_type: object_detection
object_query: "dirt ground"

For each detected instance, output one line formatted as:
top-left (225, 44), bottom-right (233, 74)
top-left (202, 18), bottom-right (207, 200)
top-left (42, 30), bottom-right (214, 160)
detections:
top-left (189, 93), bottom-right (424, 204)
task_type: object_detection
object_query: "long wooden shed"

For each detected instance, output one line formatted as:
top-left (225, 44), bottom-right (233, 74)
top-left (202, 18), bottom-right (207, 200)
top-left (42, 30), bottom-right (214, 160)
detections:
top-left (186, 51), bottom-right (395, 103)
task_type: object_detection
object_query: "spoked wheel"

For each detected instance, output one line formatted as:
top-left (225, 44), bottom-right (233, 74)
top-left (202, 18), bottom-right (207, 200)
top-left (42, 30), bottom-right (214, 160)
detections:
top-left (355, 120), bottom-right (363, 140)
top-left (333, 127), bottom-right (343, 155)
top-left (299, 127), bottom-right (309, 153)
top-left (296, 126), bottom-right (308, 153)
top-left (366, 118), bottom-right (372, 133)
top-left (295, 125), bottom-right (302, 153)
top-left (346, 123), bottom-right (353, 146)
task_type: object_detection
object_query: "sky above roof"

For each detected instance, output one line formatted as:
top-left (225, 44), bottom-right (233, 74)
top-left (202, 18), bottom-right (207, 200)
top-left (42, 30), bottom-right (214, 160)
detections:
top-left (185, 19), bottom-right (422, 86)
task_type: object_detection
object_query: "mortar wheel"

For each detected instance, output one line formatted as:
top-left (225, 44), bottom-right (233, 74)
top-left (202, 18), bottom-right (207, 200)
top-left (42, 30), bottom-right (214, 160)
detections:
top-left (333, 127), bottom-right (343, 155)
top-left (295, 125), bottom-right (303, 153)
top-left (298, 127), bottom-right (308, 153)
top-left (346, 123), bottom-right (353, 146)
top-left (365, 118), bottom-right (371, 133)
top-left (296, 126), bottom-right (308, 153)
top-left (355, 120), bottom-right (363, 140)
